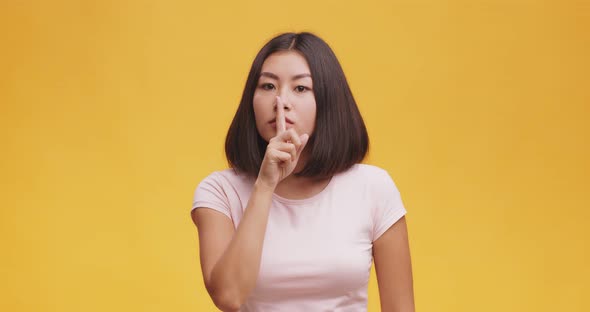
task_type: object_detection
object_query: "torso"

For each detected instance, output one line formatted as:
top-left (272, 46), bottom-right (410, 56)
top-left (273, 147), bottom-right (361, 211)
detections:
top-left (191, 164), bottom-right (407, 311)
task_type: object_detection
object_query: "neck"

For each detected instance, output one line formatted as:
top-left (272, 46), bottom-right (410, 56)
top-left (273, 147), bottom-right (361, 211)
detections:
top-left (278, 151), bottom-right (319, 187)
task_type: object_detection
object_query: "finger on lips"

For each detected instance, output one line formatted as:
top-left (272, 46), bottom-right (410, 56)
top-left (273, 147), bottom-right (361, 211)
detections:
top-left (276, 96), bottom-right (286, 133)
top-left (274, 96), bottom-right (307, 156)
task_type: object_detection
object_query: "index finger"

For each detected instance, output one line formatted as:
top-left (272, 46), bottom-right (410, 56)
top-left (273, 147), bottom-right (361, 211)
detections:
top-left (276, 96), bottom-right (286, 134)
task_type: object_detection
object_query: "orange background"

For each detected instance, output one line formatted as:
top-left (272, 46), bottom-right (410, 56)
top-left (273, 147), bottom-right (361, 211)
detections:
top-left (1, 1), bottom-right (588, 311)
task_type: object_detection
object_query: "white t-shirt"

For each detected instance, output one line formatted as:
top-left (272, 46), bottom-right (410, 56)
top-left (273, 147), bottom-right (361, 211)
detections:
top-left (192, 163), bottom-right (407, 311)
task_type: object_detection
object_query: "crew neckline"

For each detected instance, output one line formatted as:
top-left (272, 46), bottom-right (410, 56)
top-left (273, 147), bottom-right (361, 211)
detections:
top-left (271, 174), bottom-right (338, 205)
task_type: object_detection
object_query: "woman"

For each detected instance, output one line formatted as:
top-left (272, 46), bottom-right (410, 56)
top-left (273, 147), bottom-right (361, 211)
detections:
top-left (191, 32), bottom-right (414, 311)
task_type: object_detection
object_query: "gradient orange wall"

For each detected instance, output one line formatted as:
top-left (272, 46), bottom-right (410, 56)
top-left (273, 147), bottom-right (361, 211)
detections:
top-left (1, 1), bottom-right (588, 311)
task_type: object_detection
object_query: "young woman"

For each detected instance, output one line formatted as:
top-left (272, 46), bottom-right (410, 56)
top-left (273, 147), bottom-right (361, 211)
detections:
top-left (191, 32), bottom-right (414, 312)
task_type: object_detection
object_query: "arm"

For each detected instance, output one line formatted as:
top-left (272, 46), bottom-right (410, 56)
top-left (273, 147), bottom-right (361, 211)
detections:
top-left (373, 216), bottom-right (415, 312)
top-left (191, 181), bottom-right (274, 312)
top-left (192, 96), bottom-right (309, 311)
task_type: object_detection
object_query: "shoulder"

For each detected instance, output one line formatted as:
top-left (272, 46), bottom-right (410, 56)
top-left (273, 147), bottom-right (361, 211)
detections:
top-left (192, 168), bottom-right (255, 216)
top-left (194, 168), bottom-right (256, 200)
top-left (341, 163), bottom-right (395, 183)
top-left (338, 163), bottom-right (401, 196)
top-left (199, 168), bottom-right (254, 187)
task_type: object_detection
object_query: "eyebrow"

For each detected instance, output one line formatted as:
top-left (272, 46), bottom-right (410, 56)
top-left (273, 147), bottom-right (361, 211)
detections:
top-left (260, 72), bottom-right (312, 81)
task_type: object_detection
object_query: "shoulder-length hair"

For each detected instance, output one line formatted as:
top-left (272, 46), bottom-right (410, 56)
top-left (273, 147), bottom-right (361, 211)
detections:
top-left (225, 32), bottom-right (369, 179)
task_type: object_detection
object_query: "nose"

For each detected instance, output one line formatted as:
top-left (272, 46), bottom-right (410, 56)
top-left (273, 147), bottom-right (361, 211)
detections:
top-left (281, 87), bottom-right (295, 108)
top-left (274, 96), bottom-right (292, 111)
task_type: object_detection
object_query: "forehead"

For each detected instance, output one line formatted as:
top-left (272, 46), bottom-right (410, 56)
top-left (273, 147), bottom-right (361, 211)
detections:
top-left (260, 51), bottom-right (311, 76)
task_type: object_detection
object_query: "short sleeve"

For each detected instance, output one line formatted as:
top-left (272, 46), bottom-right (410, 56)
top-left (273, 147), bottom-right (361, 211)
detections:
top-left (371, 169), bottom-right (407, 242)
top-left (191, 172), bottom-right (232, 220)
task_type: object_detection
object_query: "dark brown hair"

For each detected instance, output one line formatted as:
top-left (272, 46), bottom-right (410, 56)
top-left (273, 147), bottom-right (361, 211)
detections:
top-left (225, 32), bottom-right (369, 179)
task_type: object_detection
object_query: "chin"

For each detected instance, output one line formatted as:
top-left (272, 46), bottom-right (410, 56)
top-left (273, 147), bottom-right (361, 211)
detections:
top-left (258, 132), bottom-right (272, 143)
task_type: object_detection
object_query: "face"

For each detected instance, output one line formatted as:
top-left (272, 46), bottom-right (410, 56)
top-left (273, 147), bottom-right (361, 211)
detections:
top-left (253, 51), bottom-right (316, 142)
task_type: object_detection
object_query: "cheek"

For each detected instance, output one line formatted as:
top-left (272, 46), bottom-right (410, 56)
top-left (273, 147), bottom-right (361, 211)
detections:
top-left (252, 93), bottom-right (274, 139)
top-left (252, 95), bottom-right (268, 122)
top-left (307, 98), bottom-right (317, 119)
top-left (302, 100), bottom-right (317, 132)
top-left (253, 90), bottom-right (274, 107)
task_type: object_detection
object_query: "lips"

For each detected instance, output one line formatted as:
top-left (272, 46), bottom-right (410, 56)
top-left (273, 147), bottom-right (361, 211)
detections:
top-left (268, 117), bottom-right (294, 124)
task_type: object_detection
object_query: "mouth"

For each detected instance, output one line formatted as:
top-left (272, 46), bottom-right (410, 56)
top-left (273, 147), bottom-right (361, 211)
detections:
top-left (269, 120), bottom-right (295, 131)
top-left (268, 118), bottom-right (294, 125)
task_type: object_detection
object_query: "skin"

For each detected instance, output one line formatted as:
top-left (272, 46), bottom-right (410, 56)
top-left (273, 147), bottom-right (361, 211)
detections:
top-left (253, 50), bottom-right (316, 144)
top-left (191, 51), bottom-right (415, 311)
top-left (252, 51), bottom-right (324, 198)
top-left (374, 216), bottom-right (415, 311)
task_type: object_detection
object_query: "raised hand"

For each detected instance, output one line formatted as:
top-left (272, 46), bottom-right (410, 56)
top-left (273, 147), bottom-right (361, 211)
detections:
top-left (257, 96), bottom-right (309, 189)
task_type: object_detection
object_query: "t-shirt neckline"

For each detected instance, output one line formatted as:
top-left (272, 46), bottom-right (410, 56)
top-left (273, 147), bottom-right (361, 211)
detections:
top-left (271, 174), bottom-right (338, 205)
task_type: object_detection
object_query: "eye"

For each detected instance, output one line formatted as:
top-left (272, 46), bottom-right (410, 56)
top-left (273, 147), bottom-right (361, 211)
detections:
top-left (260, 83), bottom-right (275, 91)
top-left (295, 85), bottom-right (310, 93)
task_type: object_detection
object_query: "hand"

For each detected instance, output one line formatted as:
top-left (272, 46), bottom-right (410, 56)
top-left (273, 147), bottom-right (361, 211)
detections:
top-left (257, 96), bottom-right (309, 189)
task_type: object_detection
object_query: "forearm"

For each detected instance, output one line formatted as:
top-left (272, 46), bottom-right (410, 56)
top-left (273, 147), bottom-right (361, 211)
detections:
top-left (208, 180), bottom-right (274, 308)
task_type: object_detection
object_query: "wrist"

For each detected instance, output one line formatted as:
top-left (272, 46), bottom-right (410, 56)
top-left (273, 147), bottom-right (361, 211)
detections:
top-left (254, 178), bottom-right (277, 194)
